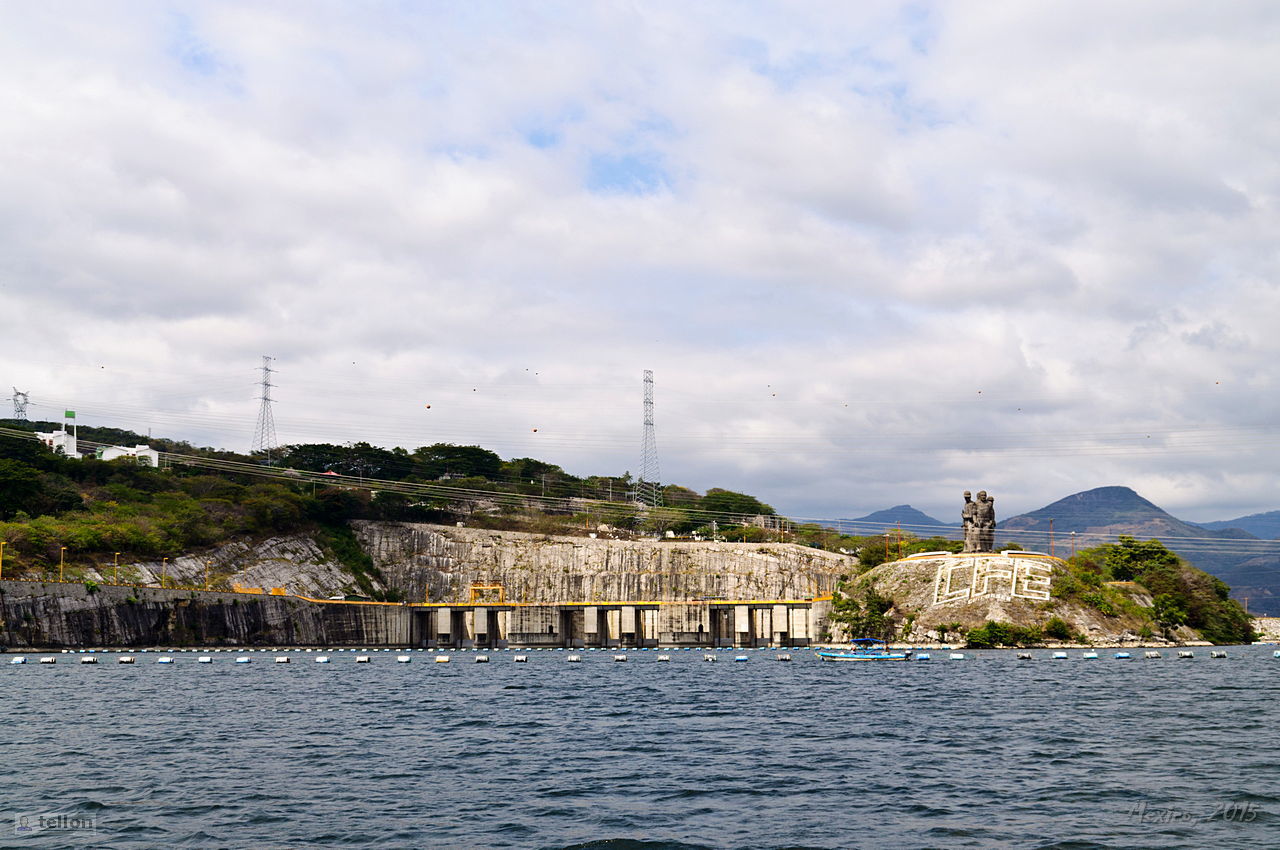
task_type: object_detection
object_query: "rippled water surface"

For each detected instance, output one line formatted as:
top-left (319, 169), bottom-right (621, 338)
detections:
top-left (3, 646), bottom-right (1279, 848)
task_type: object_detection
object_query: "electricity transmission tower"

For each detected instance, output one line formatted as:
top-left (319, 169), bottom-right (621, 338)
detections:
top-left (11, 388), bottom-right (29, 420)
top-left (632, 369), bottom-right (662, 506)
top-left (251, 356), bottom-right (278, 462)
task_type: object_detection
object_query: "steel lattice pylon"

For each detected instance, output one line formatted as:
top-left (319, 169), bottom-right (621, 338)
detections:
top-left (11, 387), bottom-right (29, 420)
top-left (251, 356), bottom-right (278, 462)
top-left (633, 369), bottom-right (662, 506)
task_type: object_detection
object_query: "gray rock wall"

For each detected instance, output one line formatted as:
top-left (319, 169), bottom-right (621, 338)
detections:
top-left (0, 581), bottom-right (409, 648)
top-left (352, 521), bottom-right (852, 604)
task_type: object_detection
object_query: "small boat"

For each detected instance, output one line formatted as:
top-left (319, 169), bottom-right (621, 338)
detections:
top-left (816, 638), bottom-right (911, 662)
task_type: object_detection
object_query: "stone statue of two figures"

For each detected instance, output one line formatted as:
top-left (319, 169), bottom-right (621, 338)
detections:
top-left (961, 490), bottom-right (995, 553)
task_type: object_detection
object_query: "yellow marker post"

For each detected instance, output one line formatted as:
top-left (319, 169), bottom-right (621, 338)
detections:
top-left (205, 560), bottom-right (211, 591)
top-left (114, 552), bottom-right (121, 585)
top-left (161, 557), bottom-right (168, 589)
top-left (0, 540), bottom-right (6, 581)
top-left (59, 546), bottom-right (66, 582)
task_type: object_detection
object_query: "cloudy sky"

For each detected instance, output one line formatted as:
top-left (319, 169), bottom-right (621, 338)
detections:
top-left (3, 1), bottom-right (1279, 524)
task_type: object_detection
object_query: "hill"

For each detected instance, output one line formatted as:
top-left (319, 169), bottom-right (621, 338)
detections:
top-left (1198, 510), bottom-right (1280, 540)
top-left (842, 505), bottom-right (954, 535)
top-left (1003, 486), bottom-right (1280, 615)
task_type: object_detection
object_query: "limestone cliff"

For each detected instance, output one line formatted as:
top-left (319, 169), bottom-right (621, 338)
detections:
top-left (351, 521), bottom-right (851, 603)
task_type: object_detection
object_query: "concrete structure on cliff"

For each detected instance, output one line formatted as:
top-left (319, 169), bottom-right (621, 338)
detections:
top-left (0, 582), bottom-right (830, 649)
top-left (0, 522), bottom-right (846, 648)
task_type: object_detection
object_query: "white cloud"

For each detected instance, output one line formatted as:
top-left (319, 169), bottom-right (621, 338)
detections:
top-left (3, 1), bottom-right (1280, 524)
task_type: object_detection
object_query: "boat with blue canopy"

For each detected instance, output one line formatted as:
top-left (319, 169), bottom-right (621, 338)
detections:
top-left (815, 638), bottom-right (911, 662)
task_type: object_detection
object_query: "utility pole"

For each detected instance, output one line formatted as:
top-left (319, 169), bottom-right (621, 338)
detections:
top-left (252, 356), bottom-right (278, 463)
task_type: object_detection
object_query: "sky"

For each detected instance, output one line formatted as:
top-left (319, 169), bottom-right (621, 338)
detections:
top-left (3, 1), bottom-right (1280, 525)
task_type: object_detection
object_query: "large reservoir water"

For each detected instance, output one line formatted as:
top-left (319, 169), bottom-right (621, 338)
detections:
top-left (4, 646), bottom-right (1278, 849)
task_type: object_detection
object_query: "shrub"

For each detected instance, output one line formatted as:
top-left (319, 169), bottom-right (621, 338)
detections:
top-left (1044, 617), bottom-right (1073, 641)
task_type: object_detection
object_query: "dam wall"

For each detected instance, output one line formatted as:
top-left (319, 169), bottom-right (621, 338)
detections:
top-left (0, 581), bottom-right (831, 649)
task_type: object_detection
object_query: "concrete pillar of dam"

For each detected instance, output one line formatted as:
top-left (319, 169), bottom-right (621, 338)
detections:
top-left (620, 606), bottom-right (637, 647)
top-left (435, 608), bottom-right (454, 647)
top-left (473, 607), bottom-right (488, 647)
top-left (789, 606), bottom-right (810, 645)
top-left (584, 606), bottom-right (600, 646)
top-left (641, 608), bottom-right (659, 647)
top-left (755, 607), bottom-right (772, 647)
top-left (603, 608), bottom-right (620, 647)
top-left (461, 609), bottom-right (476, 648)
top-left (772, 604), bottom-right (791, 646)
top-left (734, 605), bottom-right (751, 647)
top-left (494, 609), bottom-right (509, 647)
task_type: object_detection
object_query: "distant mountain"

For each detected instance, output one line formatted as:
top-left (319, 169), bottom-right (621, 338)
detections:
top-left (1001, 486), bottom-right (1238, 539)
top-left (1002, 486), bottom-right (1279, 615)
top-left (1198, 510), bottom-right (1280, 540)
top-left (843, 505), bottom-right (956, 536)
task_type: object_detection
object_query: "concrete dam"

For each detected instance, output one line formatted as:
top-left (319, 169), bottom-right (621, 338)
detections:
top-left (0, 523), bottom-right (849, 648)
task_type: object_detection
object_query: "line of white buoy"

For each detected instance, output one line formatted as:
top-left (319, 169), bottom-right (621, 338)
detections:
top-left (6, 647), bottom-right (1263, 665)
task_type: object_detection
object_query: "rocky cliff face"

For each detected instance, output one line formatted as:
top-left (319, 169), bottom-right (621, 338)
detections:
top-left (0, 581), bottom-right (410, 647)
top-left (851, 554), bottom-right (1198, 644)
top-left (351, 521), bottom-right (852, 603)
top-left (85, 535), bottom-right (361, 599)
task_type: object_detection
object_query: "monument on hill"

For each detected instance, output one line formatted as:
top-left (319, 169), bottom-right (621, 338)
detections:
top-left (961, 490), bottom-right (996, 553)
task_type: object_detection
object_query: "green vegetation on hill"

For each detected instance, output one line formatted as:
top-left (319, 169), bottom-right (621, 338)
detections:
top-left (0, 425), bottom-right (805, 584)
top-left (1057, 536), bottom-right (1254, 644)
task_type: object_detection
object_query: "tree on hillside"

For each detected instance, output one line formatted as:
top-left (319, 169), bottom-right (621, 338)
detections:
top-left (700, 488), bottom-right (774, 518)
top-left (411, 444), bottom-right (502, 480)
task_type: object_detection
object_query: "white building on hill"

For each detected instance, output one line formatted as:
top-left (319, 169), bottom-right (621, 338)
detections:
top-left (34, 429), bottom-right (82, 459)
top-left (96, 444), bottom-right (161, 466)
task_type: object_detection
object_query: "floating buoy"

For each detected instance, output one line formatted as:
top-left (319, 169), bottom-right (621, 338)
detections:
top-left (81, 656), bottom-right (98, 664)
top-left (1178, 650), bottom-right (1194, 659)
top-left (1210, 651), bottom-right (1227, 658)
top-left (10, 656), bottom-right (26, 665)
top-left (197, 656), bottom-right (212, 664)
top-left (566, 655), bottom-right (582, 662)
top-left (39, 657), bottom-right (56, 664)
top-left (157, 656), bottom-right (173, 664)
top-left (396, 655), bottom-right (412, 663)
top-left (613, 654), bottom-right (627, 662)
top-left (950, 653), bottom-right (966, 660)
top-left (118, 656), bottom-right (136, 664)
top-left (915, 653), bottom-right (930, 661)
top-left (1082, 651), bottom-right (1099, 659)
top-left (1114, 652), bottom-right (1131, 659)
top-left (703, 654), bottom-right (717, 662)
top-left (274, 656), bottom-right (290, 664)
top-left (513, 655), bottom-right (528, 663)
top-left (777, 653), bottom-right (792, 661)
top-left (1017, 652), bottom-right (1033, 660)
top-left (355, 655), bottom-right (371, 663)
top-left (734, 655), bottom-right (748, 662)
top-left (315, 656), bottom-right (330, 663)
top-left (475, 655), bottom-right (489, 663)
top-left (1273, 650), bottom-right (1280, 659)
top-left (235, 656), bottom-right (251, 664)
top-left (1052, 652), bottom-right (1068, 660)
top-left (434, 656), bottom-right (450, 663)
top-left (656, 654), bottom-right (671, 662)
top-left (1144, 651), bottom-right (1162, 659)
